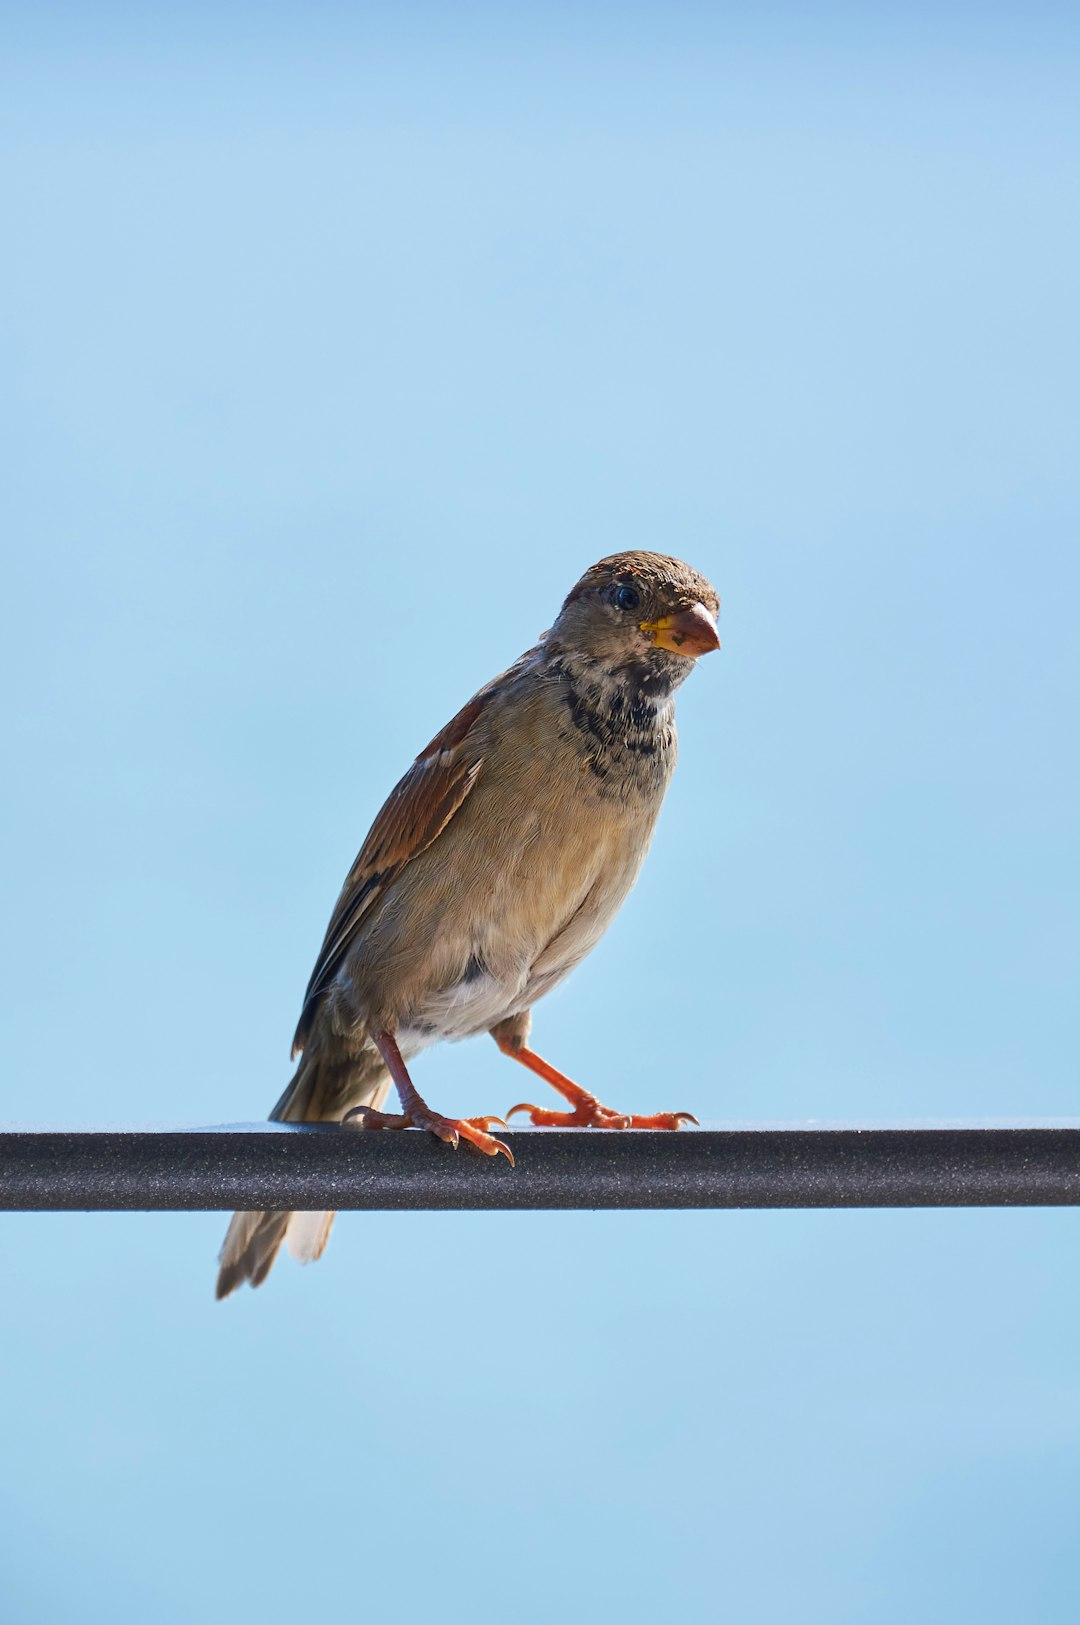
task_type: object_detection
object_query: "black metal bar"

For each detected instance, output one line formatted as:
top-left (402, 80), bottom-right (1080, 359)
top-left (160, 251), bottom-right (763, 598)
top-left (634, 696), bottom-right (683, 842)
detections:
top-left (1, 1123), bottom-right (1080, 1211)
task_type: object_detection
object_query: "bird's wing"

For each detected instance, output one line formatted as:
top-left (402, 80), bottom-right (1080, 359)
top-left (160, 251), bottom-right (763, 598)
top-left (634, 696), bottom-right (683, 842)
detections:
top-left (290, 689), bottom-right (491, 1057)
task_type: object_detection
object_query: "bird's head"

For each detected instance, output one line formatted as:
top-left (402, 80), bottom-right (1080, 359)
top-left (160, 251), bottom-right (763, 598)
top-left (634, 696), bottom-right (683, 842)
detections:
top-left (548, 551), bottom-right (720, 690)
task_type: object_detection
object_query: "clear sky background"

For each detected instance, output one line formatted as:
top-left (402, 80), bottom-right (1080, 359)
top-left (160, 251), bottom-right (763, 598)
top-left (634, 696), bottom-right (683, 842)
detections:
top-left (2, 4), bottom-right (1079, 1621)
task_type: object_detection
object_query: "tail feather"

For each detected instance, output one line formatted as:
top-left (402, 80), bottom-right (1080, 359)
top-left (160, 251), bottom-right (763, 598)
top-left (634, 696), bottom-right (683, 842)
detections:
top-left (216, 1210), bottom-right (293, 1299)
top-left (286, 1208), bottom-right (337, 1264)
top-left (215, 1045), bottom-right (390, 1299)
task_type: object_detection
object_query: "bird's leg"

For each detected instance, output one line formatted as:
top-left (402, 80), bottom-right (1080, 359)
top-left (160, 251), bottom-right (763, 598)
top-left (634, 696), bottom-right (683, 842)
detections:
top-left (342, 1030), bottom-right (514, 1164)
top-left (492, 1028), bottom-right (697, 1131)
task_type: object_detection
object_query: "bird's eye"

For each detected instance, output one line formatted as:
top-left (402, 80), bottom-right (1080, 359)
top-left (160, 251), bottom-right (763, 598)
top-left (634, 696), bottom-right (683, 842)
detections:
top-left (612, 583), bottom-right (641, 613)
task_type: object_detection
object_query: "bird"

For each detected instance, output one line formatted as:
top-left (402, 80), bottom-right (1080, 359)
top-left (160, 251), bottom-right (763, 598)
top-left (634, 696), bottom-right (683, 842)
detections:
top-left (216, 550), bottom-right (720, 1297)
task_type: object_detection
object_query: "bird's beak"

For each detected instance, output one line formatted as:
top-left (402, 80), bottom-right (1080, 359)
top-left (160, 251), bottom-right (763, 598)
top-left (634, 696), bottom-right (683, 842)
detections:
top-left (641, 602), bottom-right (721, 657)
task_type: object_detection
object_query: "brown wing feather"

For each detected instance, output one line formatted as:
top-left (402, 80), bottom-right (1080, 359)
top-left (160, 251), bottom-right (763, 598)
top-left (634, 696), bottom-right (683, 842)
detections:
top-left (290, 692), bottom-right (488, 1057)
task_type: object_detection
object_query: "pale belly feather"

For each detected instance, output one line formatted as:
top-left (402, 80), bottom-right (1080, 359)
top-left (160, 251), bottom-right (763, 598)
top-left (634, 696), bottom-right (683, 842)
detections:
top-left (399, 820), bottom-right (649, 1049)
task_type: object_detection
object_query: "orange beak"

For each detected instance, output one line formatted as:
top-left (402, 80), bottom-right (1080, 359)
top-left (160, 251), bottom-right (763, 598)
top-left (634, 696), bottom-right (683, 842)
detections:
top-left (641, 602), bottom-right (721, 657)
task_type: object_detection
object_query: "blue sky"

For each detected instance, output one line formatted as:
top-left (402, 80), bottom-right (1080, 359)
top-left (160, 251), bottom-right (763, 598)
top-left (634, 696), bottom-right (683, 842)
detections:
top-left (1, 5), bottom-right (1078, 1622)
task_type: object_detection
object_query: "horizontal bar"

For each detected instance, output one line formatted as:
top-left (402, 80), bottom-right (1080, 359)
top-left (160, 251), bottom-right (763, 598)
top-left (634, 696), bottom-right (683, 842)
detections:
top-left (1, 1123), bottom-right (1079, 1211)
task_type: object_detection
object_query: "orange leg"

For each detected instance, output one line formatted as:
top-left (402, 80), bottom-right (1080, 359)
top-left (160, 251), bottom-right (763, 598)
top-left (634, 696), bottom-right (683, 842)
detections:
top-left (343, 1030), bottom-right (514, 1164)
top-left (497, 1039), bottom-right (697, 1131)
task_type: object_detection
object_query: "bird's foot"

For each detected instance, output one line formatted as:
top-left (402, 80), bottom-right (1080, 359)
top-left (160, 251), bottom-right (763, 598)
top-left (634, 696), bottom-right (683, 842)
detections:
top-left (342, 1102), bottom-right (514, 1164)
top-left (507, 1088), bottom-right (697, 1132)
top-left (496, 1039), bottom-right (697, 1130)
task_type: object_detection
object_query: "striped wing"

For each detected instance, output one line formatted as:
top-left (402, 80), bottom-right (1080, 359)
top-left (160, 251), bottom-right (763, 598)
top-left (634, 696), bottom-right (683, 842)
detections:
top-left (290, 691), bottom-right (488, 1057)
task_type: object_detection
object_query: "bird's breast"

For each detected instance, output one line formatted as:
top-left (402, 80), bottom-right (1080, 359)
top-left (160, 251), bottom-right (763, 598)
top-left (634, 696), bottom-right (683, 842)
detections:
top-left (399, 796), bottom-right (660, 1040)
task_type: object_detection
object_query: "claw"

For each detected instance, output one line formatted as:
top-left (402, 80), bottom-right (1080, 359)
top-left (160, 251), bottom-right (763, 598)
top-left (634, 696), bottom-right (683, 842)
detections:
top-left (456, 1119), bottom-right (515, 1165)
top-left (624, 1110), bottom-right (699, 1130)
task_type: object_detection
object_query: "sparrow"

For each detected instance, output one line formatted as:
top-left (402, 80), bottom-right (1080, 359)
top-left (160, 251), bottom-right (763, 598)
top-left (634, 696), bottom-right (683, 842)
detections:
top-left (217, 551), bottom-right (720, 1297)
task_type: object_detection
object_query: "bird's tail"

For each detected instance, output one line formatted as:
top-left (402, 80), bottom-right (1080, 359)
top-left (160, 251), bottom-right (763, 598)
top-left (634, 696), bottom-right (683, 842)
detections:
top-left (215, 1045), bottom-right (391, 1299)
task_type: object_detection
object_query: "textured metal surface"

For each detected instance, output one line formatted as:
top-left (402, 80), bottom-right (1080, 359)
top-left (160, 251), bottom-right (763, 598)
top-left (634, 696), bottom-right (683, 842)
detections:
top-left (1, 1122), bottom-right (1080, 1210)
